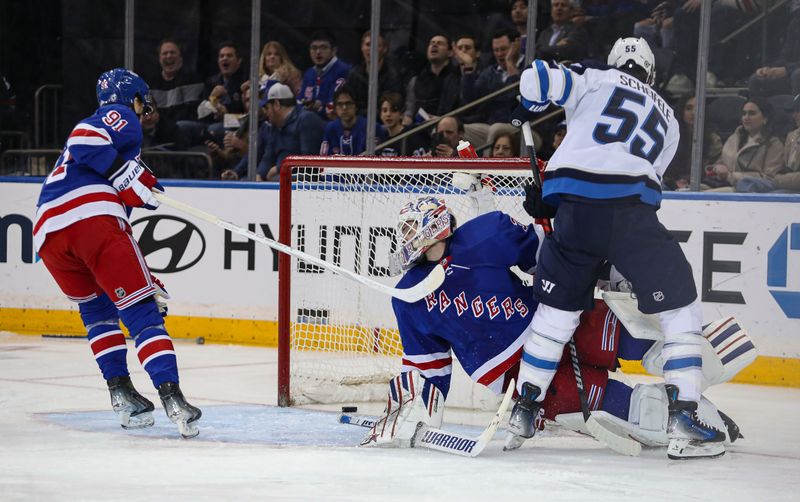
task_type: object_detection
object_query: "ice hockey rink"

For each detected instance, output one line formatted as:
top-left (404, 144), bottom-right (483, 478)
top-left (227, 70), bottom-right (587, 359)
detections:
top-left (0, 331), bottom-right (798, 501)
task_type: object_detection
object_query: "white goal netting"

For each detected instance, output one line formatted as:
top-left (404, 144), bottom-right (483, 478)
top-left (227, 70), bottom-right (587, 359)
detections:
top-left (280, 158), bottom-right (535, 408)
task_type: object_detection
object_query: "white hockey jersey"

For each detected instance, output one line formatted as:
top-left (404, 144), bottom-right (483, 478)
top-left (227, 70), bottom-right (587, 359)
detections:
top-left (519, 60), bottom-right (679, 207)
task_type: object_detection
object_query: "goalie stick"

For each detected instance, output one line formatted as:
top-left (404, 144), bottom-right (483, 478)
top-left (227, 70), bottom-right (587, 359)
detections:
top-left (341, 378), bottom-right (515, 458)
top-left (520, 121), bottom-right (641, 457)
top-left (151, 191), bottom-right (444, 303)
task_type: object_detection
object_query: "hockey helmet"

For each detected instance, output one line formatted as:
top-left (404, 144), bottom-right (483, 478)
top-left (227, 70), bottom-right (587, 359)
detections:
top-left (394, 196), bottom-right (454, 271)
top-left (607, 37), bottom-right (656, 86)
top-left (96, 68), bottom-right (153, 114)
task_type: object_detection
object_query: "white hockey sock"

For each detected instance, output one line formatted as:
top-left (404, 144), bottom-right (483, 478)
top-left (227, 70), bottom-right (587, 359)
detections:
top-left (517, 304), bottom-right (581, 401)
top-left (659, 302), bottom-right (704, 402)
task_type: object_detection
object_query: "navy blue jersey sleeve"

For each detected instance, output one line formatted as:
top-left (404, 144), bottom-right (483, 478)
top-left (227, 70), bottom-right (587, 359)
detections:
top-left (456, 211), bottom-right (540, 272)
top-left (392, 293), bottom-right (455, 398)
top-left (65, 105), bottom-right (142, 176)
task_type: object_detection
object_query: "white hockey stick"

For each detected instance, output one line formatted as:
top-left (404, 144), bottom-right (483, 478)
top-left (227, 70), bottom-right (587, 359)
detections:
top-left (340, 379), bottom-right (515, 458)
top-left (152, 191), bottom-right (444, 303)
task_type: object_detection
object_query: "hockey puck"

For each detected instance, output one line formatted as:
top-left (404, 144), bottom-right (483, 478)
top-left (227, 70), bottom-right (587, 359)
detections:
top-left (196, 337), bottom-right (205, 345)
top-left (341, 406), bottom-right (358, 413)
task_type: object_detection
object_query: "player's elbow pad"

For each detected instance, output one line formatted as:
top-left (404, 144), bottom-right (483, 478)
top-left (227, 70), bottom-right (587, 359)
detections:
top-left (520, 60), bottom-right (574, 108)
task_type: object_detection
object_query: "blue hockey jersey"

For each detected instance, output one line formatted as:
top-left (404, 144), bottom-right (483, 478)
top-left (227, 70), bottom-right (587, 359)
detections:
top-left (319, 116), bottom-right (386, 155)
top-left (33, 104), bottom-right (142, 251)
top-left (299, 57), bottom-right (351, 120)
top-left (392, 211), bottom-right (542, 398)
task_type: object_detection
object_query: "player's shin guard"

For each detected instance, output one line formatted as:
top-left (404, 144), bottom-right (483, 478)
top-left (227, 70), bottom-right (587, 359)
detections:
top-left (516, 304), bottom-right (581, 397)
top-left (79, 294), bottom-right (128, 381)
top-left (658, 302), bottom-right (703, 402)
top-left (119, 299), bottom-right (178, 388)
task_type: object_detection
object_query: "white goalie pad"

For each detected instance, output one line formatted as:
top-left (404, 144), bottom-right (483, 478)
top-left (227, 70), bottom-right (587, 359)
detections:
top-left (603, 292), bottom-right (757, 389)
top-left (360, 371), bottom-right (444, 448)
top-left (641, 317), bottom-right (757, 390)
top-left (602, 291), bottom-right (662, 341)
top-left (557, 383), bottom-right (740, 448)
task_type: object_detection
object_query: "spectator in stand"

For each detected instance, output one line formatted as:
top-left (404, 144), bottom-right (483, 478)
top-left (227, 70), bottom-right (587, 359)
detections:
top-left (403, 34), bottom-right (458, 126)
top-left (149, 39), bottom-right (204, 127)
top-left (774, 95), bottom-right (800, 192)
top-left (459, 28), bottom-right (524, 148)
top-left (320, 86), bottom-right (386, 156)
top-left (748, 16), bottom-right (800, 97)
top-left (664, 95), bottom-right (722, 190)
top-left (442, 33), bottom-right (484, 122)
top-left (299, 31), bottom-right (351, 121)
top-left (189, 41), bottom-right (246, 147)
top-left (140, 97), bottom-right (188, 151)
top-left (259, 83), bottom-right (325, 181)
top-left (535, 0), bottom-right (590, 62)
top-left (430, 116), bottom-right (464, 157)
top-left (207, 80), bottom-right (265, 175)
top-left (575, 1), bottom-right (652, 58)
top-left (258, 41), bottom-right (302, 96)
top-left (377, 92), bottom-right (428, 157)
top-left (490, 131), bottom-right (520, 157)
top-left (511, 0), bottom-right (528, 41)
top-left (706, 97), bottom-right (784, 192)
top-left (346, 31), bottom-right (403, 117)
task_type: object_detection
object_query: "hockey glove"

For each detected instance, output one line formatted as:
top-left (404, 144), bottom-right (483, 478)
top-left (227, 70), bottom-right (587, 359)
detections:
top-left (111, 159), bottom-right (163, 209)
top-left (511, 102), bottom-right (539, 128)
top-left (522, 182), bottom-right (557, 219)
top-left (150, 274), bottom-right (170, 317)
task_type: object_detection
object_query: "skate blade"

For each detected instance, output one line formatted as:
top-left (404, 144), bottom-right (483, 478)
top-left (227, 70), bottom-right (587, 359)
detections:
top-left (503, 432), bottom-right (526, 451)
top-left (667, 438), bottom-right (725, 460)
top-left (177, 419), bottom-right (200, 439)
top-left (119, 411), bottom-right (155, 430)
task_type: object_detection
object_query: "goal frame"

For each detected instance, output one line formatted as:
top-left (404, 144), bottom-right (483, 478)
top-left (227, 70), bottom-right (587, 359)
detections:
top-left (277, 155), bottom-right (532, 407)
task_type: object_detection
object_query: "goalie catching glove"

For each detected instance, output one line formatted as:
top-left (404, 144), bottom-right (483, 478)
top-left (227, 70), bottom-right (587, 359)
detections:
top-left (360, 371), bottom-right (444, 448)
top-left (110, 158), bottom-right (163, 209)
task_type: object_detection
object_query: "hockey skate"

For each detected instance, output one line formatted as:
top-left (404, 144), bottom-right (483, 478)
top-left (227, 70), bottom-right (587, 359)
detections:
top-left (158, 381), bottom-right (202, 439)
top-left (504, 382), bottom-right (541, 451)
top-left (107, 376), bottom-right (155, 430)
top-left (665, 385), bottom-right (725, 459)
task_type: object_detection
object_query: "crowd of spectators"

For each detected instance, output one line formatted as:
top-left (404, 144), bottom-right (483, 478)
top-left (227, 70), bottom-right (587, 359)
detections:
top-left (3, 0), bottom-right (800, 193)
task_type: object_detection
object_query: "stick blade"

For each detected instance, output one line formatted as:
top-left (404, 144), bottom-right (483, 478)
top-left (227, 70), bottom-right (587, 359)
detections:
top-left (586, 415), bottom-right (642, 457)
top-left (394, 264), bottom-right (446, 303)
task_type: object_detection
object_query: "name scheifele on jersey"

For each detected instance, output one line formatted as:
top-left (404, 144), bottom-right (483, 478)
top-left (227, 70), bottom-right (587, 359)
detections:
top-left (618, 73), bottom-right (673, 124)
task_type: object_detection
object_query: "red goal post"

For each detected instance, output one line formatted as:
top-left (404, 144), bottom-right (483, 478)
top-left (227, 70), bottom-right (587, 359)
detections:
top-left (278, 156), bottom-right (534, 407)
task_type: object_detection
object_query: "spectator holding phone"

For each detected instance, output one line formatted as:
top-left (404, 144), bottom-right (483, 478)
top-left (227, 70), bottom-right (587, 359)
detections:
top-left (430, 116), bottom-right (464, 157)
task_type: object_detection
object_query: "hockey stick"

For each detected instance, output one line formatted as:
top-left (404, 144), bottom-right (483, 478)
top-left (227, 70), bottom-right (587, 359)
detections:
top-left (151, 191), bottom-right (445, 303)
top-left (521, 122), bottom-right (641, 457)
top-left (341, 378), bottom-right (515, 458)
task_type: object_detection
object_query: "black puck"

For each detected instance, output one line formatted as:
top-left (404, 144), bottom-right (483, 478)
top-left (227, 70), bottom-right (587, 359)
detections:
top-left (341, 406), bottom-right (358, 413)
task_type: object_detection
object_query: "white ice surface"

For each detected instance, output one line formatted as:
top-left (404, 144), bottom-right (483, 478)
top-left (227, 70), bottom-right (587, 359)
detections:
top-left (1, 332), bottom-right (798, 501)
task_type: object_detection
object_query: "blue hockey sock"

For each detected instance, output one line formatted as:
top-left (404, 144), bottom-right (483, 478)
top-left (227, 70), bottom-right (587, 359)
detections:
top-left (616, 325), bottom-right (655, 361)
top-left (119, 299), bottom-right (179, 388)
top-left (601, 379), bottom-right (633, 420)
top-left (79, 294), bottom-right (128, 381)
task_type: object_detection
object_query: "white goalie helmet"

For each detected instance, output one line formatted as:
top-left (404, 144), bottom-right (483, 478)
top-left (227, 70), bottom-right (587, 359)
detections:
top-left (607, 37), bottom-right (656, 86)
top-left (391, 196), bottom-right (454, 272)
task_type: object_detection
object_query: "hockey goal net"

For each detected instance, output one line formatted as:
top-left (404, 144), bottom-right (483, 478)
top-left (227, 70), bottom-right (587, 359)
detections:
top-left (278, 156), bottom-right (535, 407)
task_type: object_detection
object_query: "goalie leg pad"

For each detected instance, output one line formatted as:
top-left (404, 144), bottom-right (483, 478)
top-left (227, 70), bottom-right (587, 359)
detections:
top-left (642, 317), bottom-right (757, 392)
top-left (361, 371), bottom-right (444, 448)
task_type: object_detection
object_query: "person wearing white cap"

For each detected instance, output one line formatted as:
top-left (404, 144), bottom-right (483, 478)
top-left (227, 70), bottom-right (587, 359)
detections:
top-left (257, 82), bottom-right (325, 181)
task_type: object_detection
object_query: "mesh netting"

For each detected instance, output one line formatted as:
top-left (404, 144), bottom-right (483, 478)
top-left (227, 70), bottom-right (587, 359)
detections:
top-left (286, 164), bottom-right (534, 405)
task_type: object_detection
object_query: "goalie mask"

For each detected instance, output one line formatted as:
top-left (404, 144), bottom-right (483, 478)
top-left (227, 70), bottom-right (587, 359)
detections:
top-left (96, 68), bottom-right (154, 116)
top-left (607, 37), bottom-right (656, 86)
top-left (392, 196), bottom-right (454, 272)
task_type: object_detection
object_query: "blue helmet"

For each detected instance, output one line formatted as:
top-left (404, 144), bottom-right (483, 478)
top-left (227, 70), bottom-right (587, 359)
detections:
top-left (96, 68), bottom-right (152, 109)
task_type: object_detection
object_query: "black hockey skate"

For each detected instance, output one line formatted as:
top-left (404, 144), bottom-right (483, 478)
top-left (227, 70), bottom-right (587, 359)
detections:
top-left (665, 385), bottom-right (725, 460)
top-left (718, 410), bottom-right (743, 443)
top-left (504, 382), bottom-right (542, 451)
top-left (107, 376), bottom-right (155, 430)
top-left (158, 381), bottom-right (202, 439)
